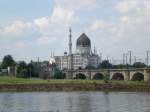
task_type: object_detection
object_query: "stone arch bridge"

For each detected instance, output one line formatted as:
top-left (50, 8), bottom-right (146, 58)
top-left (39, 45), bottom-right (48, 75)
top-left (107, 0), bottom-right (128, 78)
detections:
top-left (64, 68), bottom-right (150, 81)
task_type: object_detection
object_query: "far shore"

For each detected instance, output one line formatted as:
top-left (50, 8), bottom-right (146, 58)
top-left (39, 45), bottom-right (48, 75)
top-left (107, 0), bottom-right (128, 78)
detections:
top-left (0, 76), bottom-right (150, 92)
top-left (0, 83), bottom-right (150, 92)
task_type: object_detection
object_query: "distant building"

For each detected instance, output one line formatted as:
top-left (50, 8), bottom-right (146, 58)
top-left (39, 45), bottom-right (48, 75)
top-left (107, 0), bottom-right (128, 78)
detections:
top-left (0, 69), bottom-right (8, 75)
top-left (53, 29), bottom-right (100, 70)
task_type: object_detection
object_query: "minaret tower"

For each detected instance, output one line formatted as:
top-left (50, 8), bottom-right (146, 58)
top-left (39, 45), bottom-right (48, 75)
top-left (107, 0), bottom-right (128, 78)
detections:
top-left (68, 27), bottom-right (73, 70)
top-left (94, 45), bottom-right (96, 55)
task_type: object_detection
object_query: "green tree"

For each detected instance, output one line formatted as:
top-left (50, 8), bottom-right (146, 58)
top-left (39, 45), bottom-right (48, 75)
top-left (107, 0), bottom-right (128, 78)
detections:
top-left (98, 60), bottom-right (112, 69)
top-left (104, 72), bottom-right (110, 83)
top-left (18, 69), bottom-right (28, 78)
top-left (133, 62), bottom-right (146, 68)
top-left (113, 64), bottom-right (127, 69)
top-left (85, 65), bottom-right (96, 69)
top-left (0, 64), bottom-right (1, 72)
top-left (75, 73), bottom-right (86, 79)
top-left (17, 61), bottom-right (28, 78)
top-left (23, 60), bottom-right (39, 78)
top-left (0, 63), bottom-right (1, 69)
top-left (1, 55), bottom-right (15, 69)
top-left (54, 69), bottom-right (65, 79)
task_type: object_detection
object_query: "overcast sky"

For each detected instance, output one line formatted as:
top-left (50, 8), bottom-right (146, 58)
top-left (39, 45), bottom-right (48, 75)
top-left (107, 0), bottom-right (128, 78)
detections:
top-left (0, 0), bottom-right (150, 63)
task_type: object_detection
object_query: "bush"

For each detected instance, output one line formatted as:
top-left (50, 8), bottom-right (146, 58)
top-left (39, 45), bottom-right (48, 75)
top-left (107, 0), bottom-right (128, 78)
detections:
top-left (75, 73), bottom-right (86, 79)
top-left (17, 69), bottom-right (28, 78)
top-left (98, 60), bottom-right (112, 69)
top-left (54, 69), bottom-right (66, 79)
top-left (104, 72), bottom-right (110, 83)
top-left (133, 62), bottom-right (146, 68)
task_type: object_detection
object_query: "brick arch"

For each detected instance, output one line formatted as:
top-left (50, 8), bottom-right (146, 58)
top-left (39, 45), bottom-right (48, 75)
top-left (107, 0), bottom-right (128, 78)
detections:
top-left (131, 72), bottom-right (144, 81)
top-left (74, 73), bottom-right (86, 79)
top-left (111, 73), bottom-right (124, 80)
top-left (92, 73), bottom-right (104, 80)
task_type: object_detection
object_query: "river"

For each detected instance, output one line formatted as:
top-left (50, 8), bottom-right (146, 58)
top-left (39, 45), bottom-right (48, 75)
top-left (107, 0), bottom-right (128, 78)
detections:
top-left (0, 92), bottom-right (150, 112)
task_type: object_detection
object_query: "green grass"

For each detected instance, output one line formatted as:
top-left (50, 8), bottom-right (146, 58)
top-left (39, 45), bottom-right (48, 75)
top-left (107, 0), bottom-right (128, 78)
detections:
top-left (0, 76), bottom-right (46, 84)
top-left (0, 76), bottom-right (104, 84)
top-left (1, 76), bottom-right (150, 92)
top-left (0, 76), bottom-right (150, 85)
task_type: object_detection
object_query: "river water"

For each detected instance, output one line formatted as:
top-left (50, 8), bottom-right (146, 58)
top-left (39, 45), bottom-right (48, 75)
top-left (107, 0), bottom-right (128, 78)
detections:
top-left (0, 92), bottom-right (150, 112)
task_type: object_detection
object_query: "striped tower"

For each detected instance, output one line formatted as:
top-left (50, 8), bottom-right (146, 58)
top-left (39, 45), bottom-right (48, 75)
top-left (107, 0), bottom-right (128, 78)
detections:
top-left (68, 27), bottom-right (73, 78)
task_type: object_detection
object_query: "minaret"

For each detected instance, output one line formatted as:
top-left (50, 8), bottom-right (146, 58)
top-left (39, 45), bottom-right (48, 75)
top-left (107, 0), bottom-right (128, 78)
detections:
top-left (68, 27), bottom-right (73, 70)
top-left (94, 45), bottom-right (96, 55)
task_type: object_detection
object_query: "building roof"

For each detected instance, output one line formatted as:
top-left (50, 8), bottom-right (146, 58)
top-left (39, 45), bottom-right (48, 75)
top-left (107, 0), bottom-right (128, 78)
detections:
top-left (76, 33), bottom-right (91, 47)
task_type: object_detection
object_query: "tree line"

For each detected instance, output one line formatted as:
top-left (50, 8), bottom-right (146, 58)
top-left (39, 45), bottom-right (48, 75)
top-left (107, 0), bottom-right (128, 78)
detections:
top-left (0, 55), bottom-right (38, 78)
top-left (0, 55), bottom-right (148, 79)
top-left (97, 60), bottom-right (147, 69)
top-left (0, 55), bottom-right (65, 79)
top-left (86, 60), bottom-right (147, 70)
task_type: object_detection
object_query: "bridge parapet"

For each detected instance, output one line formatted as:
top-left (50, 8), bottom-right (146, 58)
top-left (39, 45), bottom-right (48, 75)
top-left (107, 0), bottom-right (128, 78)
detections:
top-left (64, 68), bottom-right (150, 81)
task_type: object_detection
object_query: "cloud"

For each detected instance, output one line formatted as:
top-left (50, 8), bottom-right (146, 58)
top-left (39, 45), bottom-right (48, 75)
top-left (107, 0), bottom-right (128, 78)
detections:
top-left (115, 0), bottom-right (141, 13)
top-left (0, 0), bottom-right (98, 40)
top-left (85, 0), bottom-right (150, 60)
top-left (89, 20), bottom-right (109, 31)
top-left (34, 7), bottom-right (77, 28)
top-left (50, 6), bottom-right (76, 25)
top-left (1, 0), bottom-right (150, 62)
top-left (36, 36), bottom-right (57, 45)
top-left (15, 41), bottom-right (28, 48)
top-left (120, 16), bottom-right (130, 23)
top-left (54, 0), bottom-right (97, 10)
top-left (0, 0), bottom-right (98, 62)
top-left (34, 17), bottom-right (50, 29)
top-left (0, 20), bottom-right (34, 38)
top-left (0, 0), bottom-right (81, 39)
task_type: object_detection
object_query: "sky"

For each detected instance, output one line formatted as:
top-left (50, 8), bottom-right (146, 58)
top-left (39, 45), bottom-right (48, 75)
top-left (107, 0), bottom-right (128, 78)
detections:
top-left (0, 0), bottom-right (150, 63)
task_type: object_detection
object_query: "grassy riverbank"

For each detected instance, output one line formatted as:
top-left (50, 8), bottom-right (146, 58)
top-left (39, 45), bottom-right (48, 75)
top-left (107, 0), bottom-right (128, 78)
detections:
top-left (0, 76), bottom-right (150, 92)
top-left (0, 76), bottom-right (105, 84)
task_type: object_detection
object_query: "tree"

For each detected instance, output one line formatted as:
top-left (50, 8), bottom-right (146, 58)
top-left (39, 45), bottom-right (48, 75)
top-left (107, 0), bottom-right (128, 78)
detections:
top-left (112, 64), bottom-right (127, 69)
top-left (17, 61), bottom-right (38, 78)
top-left (98, 60), bottom-right (112, 69)
top-left (1, 55), bottom-right (15, 69)
top-left (27, 61), bottom-right (40, 77)
top-left (0, 64), bottom-right (1, 72)
top-left (104, 72), bottom-right (110, 83)
top-left (18, 69), bottom-right (28, 78)
top-left (17, 61), bottom-right (28, 78)
top-left (75, 73), bottom-right (86, 79)
top-left (85, 65), bottom-right (96, 69)
top-left (133, 62), bottom-right (146, 68)
top-left (0, 64), bottom-right (1, 69)
top-left (54, 69), bottom-right (65, 79)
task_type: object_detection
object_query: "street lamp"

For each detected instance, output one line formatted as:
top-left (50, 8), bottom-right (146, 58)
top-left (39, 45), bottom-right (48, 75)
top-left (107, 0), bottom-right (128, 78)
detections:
top-left (146, 50), bottom-right (150, 67)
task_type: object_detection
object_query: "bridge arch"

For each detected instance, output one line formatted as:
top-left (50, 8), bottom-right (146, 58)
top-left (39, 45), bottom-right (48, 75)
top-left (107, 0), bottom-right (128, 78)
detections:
top-left (131, 72), bottom-right (144, 81)
top-left (111, 73), bottom-right (124, 80)
top-left (93, 73), bottom-right (104, 80)
top-left (75, 73), bottom-right (86, 79)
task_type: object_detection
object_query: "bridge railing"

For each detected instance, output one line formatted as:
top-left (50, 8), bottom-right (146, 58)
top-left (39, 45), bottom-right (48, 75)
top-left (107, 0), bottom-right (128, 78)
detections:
top-left (63, 68), bottom-right (150, 72)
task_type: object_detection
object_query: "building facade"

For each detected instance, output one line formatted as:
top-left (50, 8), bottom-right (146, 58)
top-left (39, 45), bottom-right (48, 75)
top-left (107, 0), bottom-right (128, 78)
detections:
top-left (53, 29), bottom-right (100, 70)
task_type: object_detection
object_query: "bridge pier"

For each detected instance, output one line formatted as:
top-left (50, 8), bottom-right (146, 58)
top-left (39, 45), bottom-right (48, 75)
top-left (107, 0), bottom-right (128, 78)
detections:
top-left (86, 71), bottom-right (91, 79)
top-left (66, 71), bottom-right (73, 79)
top-left (144, 70), bottom-right (150, 81)
top-left (124, 71), bottom-right (130, 81)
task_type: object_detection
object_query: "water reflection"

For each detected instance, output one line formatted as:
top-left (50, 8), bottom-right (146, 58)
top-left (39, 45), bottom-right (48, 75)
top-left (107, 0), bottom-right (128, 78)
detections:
top-left (0, 92), bottom-right (150, 112)
top-left (74, 93), bottom-right (92, 112)
top-left (103, 92), bottom-right (110, 112)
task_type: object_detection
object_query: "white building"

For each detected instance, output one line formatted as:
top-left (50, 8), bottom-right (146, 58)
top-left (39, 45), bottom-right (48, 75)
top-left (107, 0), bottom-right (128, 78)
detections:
top-left (53, 30), bottom-right (100, 70)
